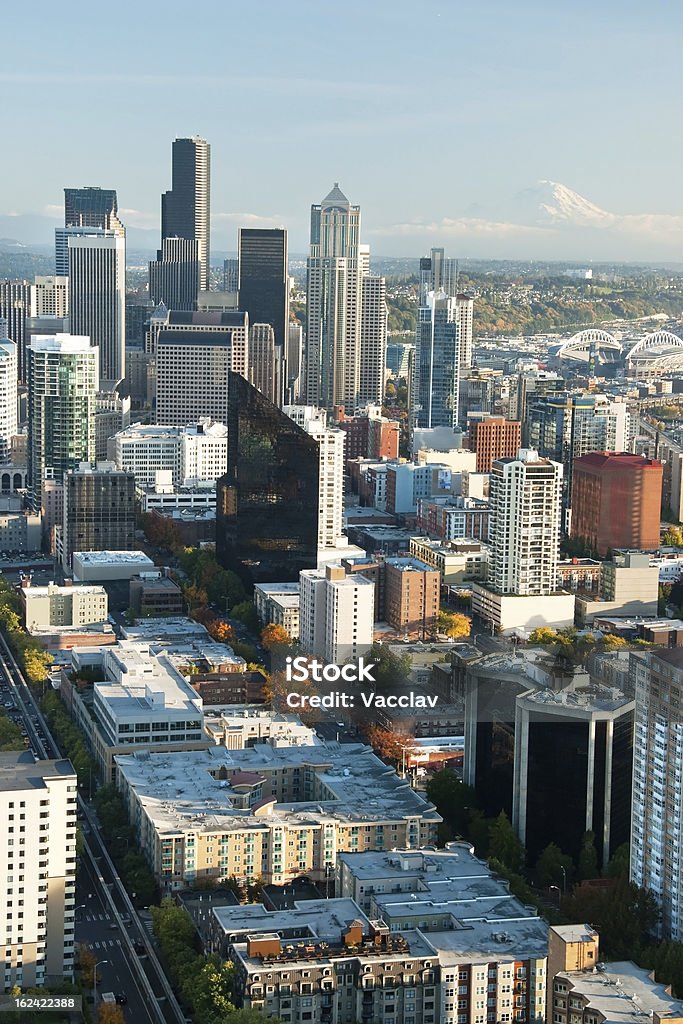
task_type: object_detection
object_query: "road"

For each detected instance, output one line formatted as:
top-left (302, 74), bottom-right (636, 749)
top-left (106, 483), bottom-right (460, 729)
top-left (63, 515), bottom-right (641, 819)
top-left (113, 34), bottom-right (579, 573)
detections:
top-left (0, 633), bottom-right (186, 1024)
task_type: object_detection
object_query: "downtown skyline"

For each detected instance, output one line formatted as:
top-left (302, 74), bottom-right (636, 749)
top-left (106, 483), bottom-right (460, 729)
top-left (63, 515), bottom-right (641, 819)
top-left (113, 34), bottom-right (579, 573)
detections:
top-left (1, 0), bottom-right (683, 259)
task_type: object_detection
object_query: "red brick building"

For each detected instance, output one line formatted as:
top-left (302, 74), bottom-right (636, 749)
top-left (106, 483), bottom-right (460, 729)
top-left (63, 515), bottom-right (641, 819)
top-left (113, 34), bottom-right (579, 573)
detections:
top-left (472, 416), bottom-right (521, 472)
top-left (571, 452), bottom-right (663, 557)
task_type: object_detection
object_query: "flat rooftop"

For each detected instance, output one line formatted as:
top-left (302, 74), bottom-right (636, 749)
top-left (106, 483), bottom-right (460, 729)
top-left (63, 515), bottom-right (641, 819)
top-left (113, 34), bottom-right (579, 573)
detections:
top-left (425, 914), bottom-right (548, 965)
top-left (558, 960), bottom-right (683, 1022)
top-left (254, 583), bottom-right (300, 595)
top-left (213, 898), bottom-right (369, 939)
top-left (23, 583), bottom-right (107, 597)
top-left (115, 742), bottom-right (441, 834)
top-left (74, 550), bottom-right (153, 564)
top-left (0, 750), bottom-right (75, 790)
top-left (95, 644), bottom-right (202, 718)
top-left (120, 617), bottom-right (211, 642)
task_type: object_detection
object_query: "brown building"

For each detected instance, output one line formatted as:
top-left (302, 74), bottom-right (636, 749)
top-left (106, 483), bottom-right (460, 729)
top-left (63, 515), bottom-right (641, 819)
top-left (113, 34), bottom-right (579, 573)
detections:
top-left (384, 556), bottom-right (440, 636)
top-left (334, 409), bottom-right (399, 471)
top-left (571, 452), bottom-right (663, 557)
top-left (472, 416), bottom-right (521, 471)
top-left (129, 571), bottom-right (185, 617)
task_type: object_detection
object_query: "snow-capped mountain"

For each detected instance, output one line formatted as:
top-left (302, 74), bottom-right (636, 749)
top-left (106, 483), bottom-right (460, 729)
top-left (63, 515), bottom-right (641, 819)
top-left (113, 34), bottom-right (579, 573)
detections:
top-left (512, 180), bottom-right (614, 228)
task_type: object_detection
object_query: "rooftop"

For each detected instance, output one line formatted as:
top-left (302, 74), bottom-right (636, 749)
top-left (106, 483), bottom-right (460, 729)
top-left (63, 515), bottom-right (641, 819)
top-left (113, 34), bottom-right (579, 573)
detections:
top-left (213, 898), bottom-right (368, 940)
top-left (0, 750), bottom-right (76, 791)
top-left (74, 551), bottom-right (153, 565)
top-left (95, 643), bottom-right (203, 720)
top-left (558, 960), bottom-right (683, 1023)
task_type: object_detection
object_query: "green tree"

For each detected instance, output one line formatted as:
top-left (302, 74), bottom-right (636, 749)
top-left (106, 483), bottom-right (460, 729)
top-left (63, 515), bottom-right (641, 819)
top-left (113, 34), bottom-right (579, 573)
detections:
top-left (577, 830), bottom-right (600, 880)
top-left (533, 842), bottom-right (573, 890)
top-left (231, 601), bottom-right (260, 633)
top-left (425, 771), bottom-right (479, 839)
top-left (488, 811), bottom-right (525, 874)
top-left (562, 878), bottom-right (660, 960)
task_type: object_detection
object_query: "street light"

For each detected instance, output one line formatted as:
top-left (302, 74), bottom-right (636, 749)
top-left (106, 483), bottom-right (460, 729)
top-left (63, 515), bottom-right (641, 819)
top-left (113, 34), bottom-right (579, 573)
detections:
top-left (93, 960), bottom-right (108, 1008)
top-left (548, 885), bottom-right (561, 907)
top-left (560, 865), bottom-right (567, 894)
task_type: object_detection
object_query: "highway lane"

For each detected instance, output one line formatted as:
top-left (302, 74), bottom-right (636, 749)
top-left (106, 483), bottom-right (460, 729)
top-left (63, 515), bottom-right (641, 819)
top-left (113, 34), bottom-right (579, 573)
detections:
top-left (0, 634), bottom-right (186, 1024)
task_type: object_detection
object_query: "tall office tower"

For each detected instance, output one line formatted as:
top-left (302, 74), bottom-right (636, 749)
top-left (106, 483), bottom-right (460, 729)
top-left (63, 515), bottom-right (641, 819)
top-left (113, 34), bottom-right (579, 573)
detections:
top-left (413, 290), bottom-right (460, 430)
top-left (161, 137), bottom-right (211, 292)
top-left (64, 187), bottom-right (123, 231)
top-left (455, 293), bottom-right (474, 371)
top-left (248, 323), bottom-right (279, 405)
top-left (631, 648), bottom-right (683, 939)
top-left (283, 405), bottom-right (345, 551)
top-left (299, 564), bottom-right (374, 663)
top-left (0, 280), bottom-right (31, 381)
top-left (30, 277), bottom-right (68, 318)
top-left (66, 229), bottom-right (126, 384)
top-left (419, 250), bottom-right (473, 370)
top-left (304, 184), bottom-right (362, 412)
top-left (571, 452), bottom-right (663, 557)
top-left (359, 274), bottom-right (387, 406)
top-left (238, 228), bottom-right (289, 350)
top-left (473, 416), bottom-right (522, 472)
top-left (148, 237), bottom-right (200, 311)
top-left (0, 332), bottom-right (18, 462)
top-left (216, 374), bottom-right (320, 584)
top-left (155, 311), bottom-right (248, 424)
top-left (28, 334), bottom-right (99, 513)
top-left (525, 393), bottom-right (630, 512)
top-left (509, 370), bottom-right (563, 422)
top-left (286, 322), bottom-right (303, 402)
top-left (61, 463), bottom-right (136, 573)
top-left (223, 258), bottom-right (239, 293)
top-left (0, 751), bottom-right (78, 989)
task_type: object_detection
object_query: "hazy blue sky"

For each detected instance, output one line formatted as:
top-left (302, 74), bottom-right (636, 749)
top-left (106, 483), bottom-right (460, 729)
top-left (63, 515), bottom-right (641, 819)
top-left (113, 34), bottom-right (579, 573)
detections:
top-left (3, 0), bottom-right (682, 258)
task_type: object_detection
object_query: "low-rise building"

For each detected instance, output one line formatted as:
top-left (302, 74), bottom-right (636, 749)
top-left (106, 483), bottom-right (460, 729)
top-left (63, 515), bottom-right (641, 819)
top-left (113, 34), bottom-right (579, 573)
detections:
top-left (21, 581), bottom-right (108, 631)
top-left (384, 557), bottom-right (440, 636)
top-left (0, 497), bottom-right (41, 551)
top-left (72, 550), bottom-right (155, 581)
top-left (410, 536), bottom-right (490, 584)
top-left (204, 707), bottom-right (320, 750)
top-left (253, 583), bottom-right (300, 639)
top-left (575, 551), bottom-right (659, 626)
top-left (128, 571), bottom-right (185, 617)
top-left (417, 496), bottom-right (491, 542)
top-left (556, 557), bottom-right (601, 593)
top-left (114, 742), bottom-right (441, 890)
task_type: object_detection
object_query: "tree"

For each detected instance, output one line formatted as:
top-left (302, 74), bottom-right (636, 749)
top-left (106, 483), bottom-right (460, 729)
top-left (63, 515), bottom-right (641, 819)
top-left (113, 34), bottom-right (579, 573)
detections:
top-left (231, 601), bottom-right (260, 633)
top-left (184, 584), bottom-right (208, 611)
top-left (602, 634), bottom-right (627, 650)
top-left (364, 724), bottom-right (416, 768)
top-left (533, 842), bottom-right (573, 890)
top-left (577, 830), bottom-right (600, 880)
top-left (98, 1005), bottom-right (126, 1024)
top-left (425, 771), bottom-right (480, 840)
top-left (437, 611), bottom-right (471, 639)
top-left (261, 623), bottom-right (291, 650)
top-left (488, 812), bottom-right (524, 874)
top-left (208, 620), bottom-right (236, 645)
top-left (193, 958), bottom-right (237, 1021)
top-left (366, 644), bottom-right (411, 687)
top-left (528, 627), bottom-right (562, 646)
top-left (562, 878), bottom-right (660, 961)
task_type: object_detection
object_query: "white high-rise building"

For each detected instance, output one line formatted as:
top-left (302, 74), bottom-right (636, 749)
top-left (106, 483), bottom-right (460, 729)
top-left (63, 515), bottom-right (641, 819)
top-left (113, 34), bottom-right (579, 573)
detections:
top-left (110, 419), bottom-right (228, 488)
top-left (0, 751), bottom-right (78, 989)
top-left (66, 229), bottom-right (126, 384)
top-left (455, 293), bottom-right (474, 371)
top-left (283, 405), bottom-right (345, 550)
top-left (28, 334), bottom-right (98, 512)
top-left (489, 449), bottom-right (562, 597)
top-left (304, 184), bottom-right (362, 412)
top-left (631, 648), bottom-right (683, 939)
top-left (30, 277), bottom-right (69, 318)
top-left (299, 564), bottom-right (374, 663)
top-left (359, 274), bottom-right (387, 407)
top-left (0, 333), bottom-right (18, 462)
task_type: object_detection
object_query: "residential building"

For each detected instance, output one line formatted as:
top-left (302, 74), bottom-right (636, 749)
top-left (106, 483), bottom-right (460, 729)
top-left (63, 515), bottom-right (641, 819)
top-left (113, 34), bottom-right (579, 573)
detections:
top-left (631, 647), bottom-right (683, 938)
top-left (216, 375), bottom-right (319, 584)
top-left (254, 583), bottom-right (300, 639)
top-left (299, 564), bottom-right (374, 662)
top-left (556, 557), bottom-right (601, 593)
top-left (238, 228), bottom-right (289, 353)
top-left (282, 405), bottom-right (346, 552)
top-left (359, 273), bottom-right (387, 406)
top-left (61, 463), bottom-right (136, 574)
top-left (28, 334), bottom-right (98, 513)
top-left (571, 453), bottom-right (663, 557)
top-left (414, 290), bottom-right (460, 430)
top-left (155, 311), bottom-right (248, 424)
top-left (548, 924), bottom-right (683, 1024)
top-left (386, 460), bottom-right (458, 517)
top-left (114, 741), bottom-right (441, 889)
top-left (204, 707), bottom-right (319, 750)
top-left (384, 557), bottom-right (440, 635)
top-left (64, 228), bottom-right (126, 384)
top-left (472, 416), bottom-right (521, 472)
top-left (304, 184), bottom-right (362, 411)
top-left (417, 496), bottom-right (491, 542)
top-left (21, 581), bottom-right (108, 632)
top-left (0, 334), bottom-right (17, 462)
top-left (0, 751), bottom-right (78, 989)
top-left (161, 136), bottom-right (211, 291)
top-left (148, 237), bottom-right (200, 311)
top-left (409, 536), bottom-right (490, 585)
top-left (575, 551), bottom-right (659, 625)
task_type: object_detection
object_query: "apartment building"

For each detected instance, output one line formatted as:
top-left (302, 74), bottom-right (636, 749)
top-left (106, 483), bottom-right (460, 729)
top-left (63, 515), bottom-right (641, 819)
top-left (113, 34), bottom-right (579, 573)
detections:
top-left (21, 581), bottom-right (108, 632)
top-left (384, 557), bottom-right (440, 636)
top-left (299, 564), bottom-right (374, 663)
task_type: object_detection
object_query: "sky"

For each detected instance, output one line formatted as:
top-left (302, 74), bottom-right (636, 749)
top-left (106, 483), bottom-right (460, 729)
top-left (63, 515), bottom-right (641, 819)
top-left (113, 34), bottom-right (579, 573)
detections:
top-left (2, 0), bottom-right (683, 259)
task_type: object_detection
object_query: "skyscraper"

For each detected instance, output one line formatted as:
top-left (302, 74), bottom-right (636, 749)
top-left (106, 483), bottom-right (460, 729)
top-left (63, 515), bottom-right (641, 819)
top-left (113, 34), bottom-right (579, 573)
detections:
top-left (248, 323), bottom-right (279, 405)
top-left (0, 280), bottom-right (31, 381)
top-left (304, 184), bottom-right (362, 412)
top-left (223, 258), bottom-right (239, 293)
top-left (216, 374), bottom-right (320, 584)
top-left (155, 311), bottom-right (248, 424)
top-left (359, 274), bottom-right (387, 406)
top-left (238, 228), bottom-right (289, 350)
top-left (419, 249), bottom-right (473, 370)
top-left (28, 334), bottom-right (99, 512)
top-left (0, 332), bottom-right (18, 463)
top-left (30, 277), bottom-right (69, 318)
top-left (413, 290), bottom-right (460, 430)
top-left (61, 463), bottom-right (136, 574)
top-left (162, 137), bottom-right (211, 292)
top-left (65, 229), bottom-right (126, 384)
top-left (149, 237), bottom-right (200, 311)
top-left (64, 187), bottom-right (123, 231)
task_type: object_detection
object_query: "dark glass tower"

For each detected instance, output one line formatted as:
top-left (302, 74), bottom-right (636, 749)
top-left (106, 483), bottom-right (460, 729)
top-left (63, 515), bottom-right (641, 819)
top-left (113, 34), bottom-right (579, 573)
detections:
top-left (161, 137), bottom-right (210, 291)
top-left (64, 187), bottom-right (122, 230)
top-left (216, 373), bottom-right (319, 585)
top-left (238, 228), bottom-right (289, 351)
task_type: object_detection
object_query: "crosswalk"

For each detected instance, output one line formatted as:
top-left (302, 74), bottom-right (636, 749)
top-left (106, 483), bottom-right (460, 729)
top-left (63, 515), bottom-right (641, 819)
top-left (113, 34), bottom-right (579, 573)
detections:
top-left (81, 912), bottom-right (114, 923)
top-left (84, 938), bottom-right (123, 950)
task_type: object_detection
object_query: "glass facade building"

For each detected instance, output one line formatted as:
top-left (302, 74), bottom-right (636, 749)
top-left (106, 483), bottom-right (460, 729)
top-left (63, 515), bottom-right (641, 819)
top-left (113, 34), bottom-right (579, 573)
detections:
top-left (216, 373), bottom-right (319, 584)
top-left (238, 228), bottom-right (288, 351)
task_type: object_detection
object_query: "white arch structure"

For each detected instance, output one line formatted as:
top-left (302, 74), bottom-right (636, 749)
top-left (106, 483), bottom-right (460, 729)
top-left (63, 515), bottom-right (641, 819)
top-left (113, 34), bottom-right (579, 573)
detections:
top-left (627, 330), bottom-right (683, 365)
top-left (555, 328), bottom-right (622, 363)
